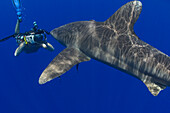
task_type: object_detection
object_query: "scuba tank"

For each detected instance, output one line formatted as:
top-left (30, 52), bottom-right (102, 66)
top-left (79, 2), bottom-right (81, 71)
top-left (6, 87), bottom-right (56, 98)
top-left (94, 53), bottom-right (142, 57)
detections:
top-left (12, 0), bottom-right (22, 22)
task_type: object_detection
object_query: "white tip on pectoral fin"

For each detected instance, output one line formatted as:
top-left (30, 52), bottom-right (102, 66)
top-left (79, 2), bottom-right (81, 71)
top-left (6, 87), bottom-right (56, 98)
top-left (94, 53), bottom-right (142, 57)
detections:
top-left (144, 81), bottom-right (166, 96)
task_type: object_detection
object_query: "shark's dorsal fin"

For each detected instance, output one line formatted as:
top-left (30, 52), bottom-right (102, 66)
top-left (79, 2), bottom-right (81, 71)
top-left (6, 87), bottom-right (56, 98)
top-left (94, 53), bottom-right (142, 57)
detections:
top-left (104, 1), bottom-right (142, 33)
top-left (39, 47), bottom-right (91, 84)
top-left (143, 81), bottom-right (166, 96)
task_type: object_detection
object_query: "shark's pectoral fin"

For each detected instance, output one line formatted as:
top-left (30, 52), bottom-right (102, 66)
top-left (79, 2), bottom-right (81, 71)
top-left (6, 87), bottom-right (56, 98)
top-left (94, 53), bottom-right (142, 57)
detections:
top-left (104, 1), bottom-right (142, 33)
top-left (39, 47), bottom-right (91, 84)
top-left (143, 81), bottom-right (166, 96)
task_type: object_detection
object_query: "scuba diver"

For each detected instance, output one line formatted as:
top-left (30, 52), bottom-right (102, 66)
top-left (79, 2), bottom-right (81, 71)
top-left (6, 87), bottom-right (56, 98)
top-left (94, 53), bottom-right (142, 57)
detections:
top-left (0, 0), bottom-right (54, 56)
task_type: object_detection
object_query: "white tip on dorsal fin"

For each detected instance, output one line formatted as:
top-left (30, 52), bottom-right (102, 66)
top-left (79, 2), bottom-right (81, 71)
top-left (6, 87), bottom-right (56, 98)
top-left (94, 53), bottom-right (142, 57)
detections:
top-left (104, 1), bottom-right (142, 31)
top-left (143, 81), bottom-right (166, 96)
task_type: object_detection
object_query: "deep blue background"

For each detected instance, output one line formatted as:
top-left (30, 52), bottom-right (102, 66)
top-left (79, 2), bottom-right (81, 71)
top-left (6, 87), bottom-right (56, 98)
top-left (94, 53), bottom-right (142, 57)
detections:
top-left (0, 0), bottom-right (170, 113)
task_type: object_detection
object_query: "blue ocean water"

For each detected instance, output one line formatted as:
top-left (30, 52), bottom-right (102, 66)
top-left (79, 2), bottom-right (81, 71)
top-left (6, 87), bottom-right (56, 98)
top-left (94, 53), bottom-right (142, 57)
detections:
top-left (0, 0), bottom-right (170, 113)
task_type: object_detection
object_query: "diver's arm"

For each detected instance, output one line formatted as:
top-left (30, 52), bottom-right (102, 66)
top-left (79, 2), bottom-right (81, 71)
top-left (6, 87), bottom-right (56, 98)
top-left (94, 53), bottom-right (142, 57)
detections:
top-left (0, 34), bottom-right (15, 42)
top-left (35, 29), bottom-right (50, 36)
top-left (43, 30), bottom-right (50, 35)
top-left (40, 29), bottom-right (50, 35)
top-left (44, 33), bottom-right (47, 40)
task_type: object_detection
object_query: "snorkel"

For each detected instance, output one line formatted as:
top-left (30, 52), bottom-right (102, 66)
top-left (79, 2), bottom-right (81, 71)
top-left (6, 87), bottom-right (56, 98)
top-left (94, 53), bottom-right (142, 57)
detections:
top-left (12, 0), bottom-right (22, 22)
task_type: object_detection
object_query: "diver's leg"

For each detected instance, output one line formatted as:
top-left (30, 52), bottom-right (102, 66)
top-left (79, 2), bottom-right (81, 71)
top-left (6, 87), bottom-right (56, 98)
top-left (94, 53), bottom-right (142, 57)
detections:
top-left (14, 42), bottom-right (25, 56)
top-left (15, 19), bottom-right (20, 34)
top-left (46, 42), bottom-right (55, 51)
top-left (41, 42), bottom-right (54, 51)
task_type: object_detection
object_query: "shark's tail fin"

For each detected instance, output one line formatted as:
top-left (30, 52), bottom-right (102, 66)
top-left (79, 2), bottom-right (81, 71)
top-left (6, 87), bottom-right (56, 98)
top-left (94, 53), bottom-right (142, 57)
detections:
top-left (104, 1), bottom-right (142, 34)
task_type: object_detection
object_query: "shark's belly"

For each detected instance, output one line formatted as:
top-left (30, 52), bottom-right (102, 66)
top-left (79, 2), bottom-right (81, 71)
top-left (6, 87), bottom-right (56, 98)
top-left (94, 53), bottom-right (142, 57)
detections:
top-left (81, 36), bottom-right (170, 86)
top-left (96, 49), bottom-right (170, 86)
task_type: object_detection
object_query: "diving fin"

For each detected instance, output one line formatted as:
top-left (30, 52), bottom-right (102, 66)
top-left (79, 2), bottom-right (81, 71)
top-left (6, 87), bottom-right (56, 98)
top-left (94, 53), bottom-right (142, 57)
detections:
top-left (12, 0), bottom-right (22, 21)
top-left (12, 0), bottom-right (21, 9)
top-left (39, 47), bottom-right (90, 84)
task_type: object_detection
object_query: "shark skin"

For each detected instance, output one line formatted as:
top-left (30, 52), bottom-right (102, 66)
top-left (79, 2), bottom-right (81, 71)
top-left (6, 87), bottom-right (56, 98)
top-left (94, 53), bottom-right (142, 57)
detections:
top-left (39, 1), bottom-right (170, 96)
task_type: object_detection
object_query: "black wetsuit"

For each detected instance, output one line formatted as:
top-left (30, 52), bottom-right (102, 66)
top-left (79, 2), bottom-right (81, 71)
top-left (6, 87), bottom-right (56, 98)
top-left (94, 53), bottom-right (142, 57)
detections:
top-left (14, 29), bottom-right (50, 53)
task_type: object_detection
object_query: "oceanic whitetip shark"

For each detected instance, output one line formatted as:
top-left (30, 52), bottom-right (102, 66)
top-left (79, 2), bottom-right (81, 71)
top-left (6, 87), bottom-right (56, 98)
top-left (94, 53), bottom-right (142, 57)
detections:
top-left (39, 1), bottom-right (170, 96)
